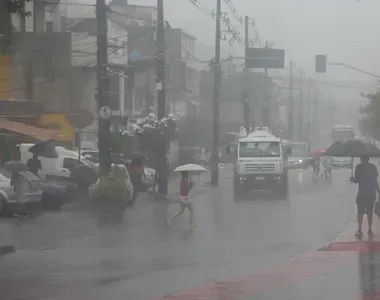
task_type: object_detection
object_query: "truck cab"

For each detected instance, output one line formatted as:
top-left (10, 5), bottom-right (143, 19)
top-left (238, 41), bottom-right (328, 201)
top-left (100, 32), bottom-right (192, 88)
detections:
top-left (233, 127), bottom-right (290, 197)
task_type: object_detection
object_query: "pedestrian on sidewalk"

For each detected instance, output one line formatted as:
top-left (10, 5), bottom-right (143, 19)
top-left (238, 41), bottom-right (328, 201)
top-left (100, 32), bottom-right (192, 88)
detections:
top-left (165, 171), bottom-right (195, 229)
top-left (350, 155), bottom-right (380, 238)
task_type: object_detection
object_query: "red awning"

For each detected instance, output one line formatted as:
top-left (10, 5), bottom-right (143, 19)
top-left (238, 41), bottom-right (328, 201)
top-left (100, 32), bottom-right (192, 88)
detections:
top-left (0, 120), bottom-right (60, 141)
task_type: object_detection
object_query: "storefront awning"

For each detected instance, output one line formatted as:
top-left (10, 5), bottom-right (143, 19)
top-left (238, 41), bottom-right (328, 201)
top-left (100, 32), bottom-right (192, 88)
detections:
top-left (0, 120), bottom-right (60, 141)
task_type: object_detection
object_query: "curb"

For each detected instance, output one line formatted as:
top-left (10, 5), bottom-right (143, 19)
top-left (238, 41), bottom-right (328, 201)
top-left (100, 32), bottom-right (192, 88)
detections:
top-left (0, 245), bottom-right (15, 257)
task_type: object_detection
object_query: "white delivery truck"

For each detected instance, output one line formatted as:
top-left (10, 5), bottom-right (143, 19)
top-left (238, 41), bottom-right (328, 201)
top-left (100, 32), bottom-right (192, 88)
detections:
top-left (233, 127), bottom-right (291, 197)
top-left (19, 144), bottom-right (93, 180)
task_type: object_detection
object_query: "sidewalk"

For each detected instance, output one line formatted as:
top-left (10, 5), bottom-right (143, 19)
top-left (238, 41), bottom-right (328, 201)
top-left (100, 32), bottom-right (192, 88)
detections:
top-left (156, 216), bottom-right (380, 300)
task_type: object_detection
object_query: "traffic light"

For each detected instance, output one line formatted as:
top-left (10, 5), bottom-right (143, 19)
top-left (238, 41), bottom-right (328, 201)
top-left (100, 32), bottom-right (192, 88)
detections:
top-left (315, 55), bottom-right (327, 73)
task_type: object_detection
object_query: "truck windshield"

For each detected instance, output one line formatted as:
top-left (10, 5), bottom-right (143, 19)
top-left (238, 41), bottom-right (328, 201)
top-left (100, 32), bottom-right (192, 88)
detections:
top-left (239, 142), bottom-right (281, 157)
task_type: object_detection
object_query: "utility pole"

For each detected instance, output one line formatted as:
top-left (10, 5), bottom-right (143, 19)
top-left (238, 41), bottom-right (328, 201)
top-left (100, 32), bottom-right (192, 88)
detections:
top-left (306, 77), bottom-right (312, 146)
top-left (156, 0), bottom-right (168, 194)
top-left (211, 0), bottom-right (221, 186)
top-left (312, 84), bottom-right (319, 148)
top-left (242, 15), bottom-right (250, 131)
top-left (288, 60), bottom-right (293, 140)
top-left (263, 41), bottom-right (270, 128)
top-left (96, 0), bottom-right (111, 175)
top-left (298, 69), bottom-right (303, 141)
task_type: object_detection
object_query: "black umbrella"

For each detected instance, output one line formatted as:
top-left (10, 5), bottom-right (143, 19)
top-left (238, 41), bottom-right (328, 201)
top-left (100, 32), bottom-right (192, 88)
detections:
top-left (324, 139), bottom-right (380, 158)
top-left (28, 140), bottom-right (58, 158)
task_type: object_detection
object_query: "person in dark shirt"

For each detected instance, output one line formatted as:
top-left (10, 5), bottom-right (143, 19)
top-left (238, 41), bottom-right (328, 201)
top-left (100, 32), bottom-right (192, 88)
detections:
top-left (311, 156), bottom-right (320, 178)
top-left (27, 154), bottom-right (41, 176)
top-left (350, 156), bottom-right (380, 237)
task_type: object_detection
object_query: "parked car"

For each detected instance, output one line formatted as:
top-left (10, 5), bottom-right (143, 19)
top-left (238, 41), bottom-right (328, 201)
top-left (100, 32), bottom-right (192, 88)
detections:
top-left (141, 167), bottom-right (156, 191)
top-left (81, 149), bottom-right (100, 164)
top-left (332, 157), bottom-right (352, 169)
top-left (40, 180), bottom-right (76, 209)
top-left (83, 150), bottom-right (156, 190)
top-left (0, 170), bottom-right (42, 215)
top-left (90, 164), bottom-right (134, 203)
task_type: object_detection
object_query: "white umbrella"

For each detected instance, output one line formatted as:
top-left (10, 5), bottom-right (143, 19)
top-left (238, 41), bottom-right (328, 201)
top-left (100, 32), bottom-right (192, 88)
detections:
top-left (173, 164), bottom-right (208, 173)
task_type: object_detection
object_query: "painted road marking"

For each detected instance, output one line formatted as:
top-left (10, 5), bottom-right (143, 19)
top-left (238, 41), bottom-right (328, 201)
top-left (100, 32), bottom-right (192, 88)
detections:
top-left (155, 217), bottom-right (380, 300)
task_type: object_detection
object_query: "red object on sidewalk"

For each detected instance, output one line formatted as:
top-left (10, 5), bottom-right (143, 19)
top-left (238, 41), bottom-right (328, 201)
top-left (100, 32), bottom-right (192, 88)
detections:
top-left (154, 218), bottom-right (380, 300)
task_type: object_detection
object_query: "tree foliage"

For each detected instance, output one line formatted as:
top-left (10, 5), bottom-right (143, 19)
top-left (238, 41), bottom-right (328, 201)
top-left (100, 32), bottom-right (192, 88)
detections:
top-left (359, 92), bottom-right (380, 140)
top-left (132, 113), bottom-right (178, 152)
top-left (1, 0), bottom-right (31, 54)
top-left (6, 0), bottom-right (28, 14)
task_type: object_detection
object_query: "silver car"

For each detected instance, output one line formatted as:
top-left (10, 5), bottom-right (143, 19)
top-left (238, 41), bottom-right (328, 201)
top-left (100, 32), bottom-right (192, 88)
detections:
top-left (0, 170), bottom-right (43, 215)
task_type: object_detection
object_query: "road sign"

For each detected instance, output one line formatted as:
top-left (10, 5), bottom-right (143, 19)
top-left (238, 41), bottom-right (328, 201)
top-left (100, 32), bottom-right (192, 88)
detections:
top-left (315, 55), bottom-right (327, 73)
top-left (98, 106), bottom-right (112, 120)
top-left (245, 48), bottom-right (285, 69)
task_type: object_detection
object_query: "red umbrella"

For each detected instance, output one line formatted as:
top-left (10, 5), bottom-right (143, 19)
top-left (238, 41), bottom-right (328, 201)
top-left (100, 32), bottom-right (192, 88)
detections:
top-left (311, 148), bottom-right (327, 156)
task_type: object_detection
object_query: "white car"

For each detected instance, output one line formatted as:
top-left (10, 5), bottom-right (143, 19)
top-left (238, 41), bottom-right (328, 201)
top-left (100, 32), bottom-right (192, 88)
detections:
top-left (332, 157), bottom-right (352, 169)
top-left (0, 170), bottom-right (43, 215)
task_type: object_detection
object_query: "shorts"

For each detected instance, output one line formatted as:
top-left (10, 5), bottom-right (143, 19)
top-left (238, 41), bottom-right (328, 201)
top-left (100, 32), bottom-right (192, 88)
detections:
top-left (356, 195), bottom-right (376, 215)
top-left (178, 196), bottom-right (192, 207)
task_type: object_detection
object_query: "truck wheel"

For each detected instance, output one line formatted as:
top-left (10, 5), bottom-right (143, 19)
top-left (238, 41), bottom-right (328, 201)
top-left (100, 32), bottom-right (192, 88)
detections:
top-left (0, 197), bottom-right (7, 216)
top-left (233, 180), bottom-right (245, 196)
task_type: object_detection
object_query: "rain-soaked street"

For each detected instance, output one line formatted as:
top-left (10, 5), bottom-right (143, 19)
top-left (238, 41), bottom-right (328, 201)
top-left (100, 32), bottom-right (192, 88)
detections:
top-left (0, 167), bottom-right (360, 299)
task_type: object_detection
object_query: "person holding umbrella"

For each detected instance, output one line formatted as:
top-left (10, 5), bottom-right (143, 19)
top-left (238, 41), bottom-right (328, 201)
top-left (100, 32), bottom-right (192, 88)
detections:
top-left (350, 156), bottom-right (380, 237)
top-left (165, 171), bottom-right (194, 229)
top-left (165, 164), bottom-right (208, 230)
top-left (325, 139), bottom-right (380, 237)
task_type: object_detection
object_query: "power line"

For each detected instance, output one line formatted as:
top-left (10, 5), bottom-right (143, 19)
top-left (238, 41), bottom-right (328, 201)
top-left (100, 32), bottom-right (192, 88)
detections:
top-left (187, 0), bottom-right (243, 45)
top-left (223, 0), bottom-right (243, 24)
top-left (180, 44), bottom-right (211, 63)
top-left (107, 7), bottom-right (157, 24)
top-left (42, 1), bottom-right (95, 6)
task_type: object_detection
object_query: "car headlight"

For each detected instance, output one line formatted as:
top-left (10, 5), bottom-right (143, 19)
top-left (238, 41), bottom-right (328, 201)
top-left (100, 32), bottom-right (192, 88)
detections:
top-left (298, 159), bottom-right (303, 163)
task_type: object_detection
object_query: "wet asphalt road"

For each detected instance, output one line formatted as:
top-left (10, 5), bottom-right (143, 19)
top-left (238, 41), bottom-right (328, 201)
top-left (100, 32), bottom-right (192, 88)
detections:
top-left (0, 167), bottom-right (358, 300)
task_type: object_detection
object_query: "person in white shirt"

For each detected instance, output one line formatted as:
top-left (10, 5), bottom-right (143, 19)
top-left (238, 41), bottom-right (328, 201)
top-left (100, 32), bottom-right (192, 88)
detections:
top-left (321, 156), bottom-right (333, 179)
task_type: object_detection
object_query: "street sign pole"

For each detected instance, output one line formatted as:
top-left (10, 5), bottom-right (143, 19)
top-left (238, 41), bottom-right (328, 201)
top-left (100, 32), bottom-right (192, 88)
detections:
top-left (288, 60), bottom-right (293, 140)
top-left (211, 0), bottom-right (221, 186)
top-left (96, 0), bottom-right (111, 175)
top-left (242, 15), bottom-right (250, 131)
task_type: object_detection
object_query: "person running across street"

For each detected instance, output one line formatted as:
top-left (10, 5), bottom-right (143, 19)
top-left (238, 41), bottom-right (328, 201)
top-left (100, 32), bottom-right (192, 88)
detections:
top-left (165, 171), bottom-right (195, 229)
top-left (350, 156), bottom-right (380, 237)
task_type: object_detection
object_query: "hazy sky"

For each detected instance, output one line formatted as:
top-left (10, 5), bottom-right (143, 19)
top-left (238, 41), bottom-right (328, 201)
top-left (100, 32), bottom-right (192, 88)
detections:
top-left (72, 0), bottom-right (380, 124)
top-left (131, 0), bottom-right (379, 82)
